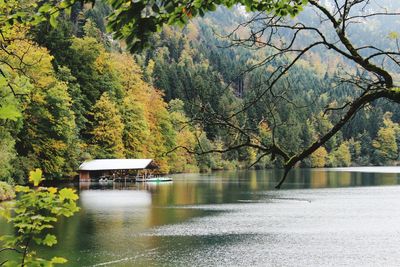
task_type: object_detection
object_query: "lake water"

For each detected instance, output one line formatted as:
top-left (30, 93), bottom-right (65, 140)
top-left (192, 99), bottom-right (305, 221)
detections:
top-left (2, 168), bottom-right (400, 266)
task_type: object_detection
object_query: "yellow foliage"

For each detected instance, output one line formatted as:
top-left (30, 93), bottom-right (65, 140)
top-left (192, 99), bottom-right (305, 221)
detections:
top-left (310, 147), bottom-right (328, 168)
top-left (0, 28), bottom-right (56, 91)
top-left (185, 22), bottom-right (199, 41)
top-left (2, 41), bottom-right (55, 88)
top-left (91, 92), bottom-right (125, 158)
top-left (168, 101), bottom-right (198, 172)
top-left (111, 53), bottom-right (142, 87)
top-left (372, 113), bottom-right (399, 163)
top-left (329, 142), bottom-right (352, 167)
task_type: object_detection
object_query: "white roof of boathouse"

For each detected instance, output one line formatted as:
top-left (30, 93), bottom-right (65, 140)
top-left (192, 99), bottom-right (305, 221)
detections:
top-left (79, 159), bottom-right (153, 171)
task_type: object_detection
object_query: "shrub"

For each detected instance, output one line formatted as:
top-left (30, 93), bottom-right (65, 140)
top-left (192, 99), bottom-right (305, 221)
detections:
top-left (0, 181), bottom-right (15, 201)
top-left (0, 169), bottom-right (80, 266)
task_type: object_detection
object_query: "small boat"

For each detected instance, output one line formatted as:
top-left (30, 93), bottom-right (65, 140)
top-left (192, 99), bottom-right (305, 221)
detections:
top-left (136, 177), bottom-right (172, 183)
top-left (99, 177), bottom-right (113, 183)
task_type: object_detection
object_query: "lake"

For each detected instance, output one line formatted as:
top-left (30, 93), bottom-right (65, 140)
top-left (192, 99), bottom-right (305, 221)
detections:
top-left (2, 168), bottom-right (400, 266)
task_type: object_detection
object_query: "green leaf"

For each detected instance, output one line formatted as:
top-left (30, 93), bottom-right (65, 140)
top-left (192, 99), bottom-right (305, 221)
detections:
top-left (42, 234), bottom-right (57, 246)
top-left (65, 6), bottom-right (72, 16)
top-left (51, 257), bottom-right (68, 264)
top-left (208, 3), bottom-right (217, 11)
top-left (49, 11), bottom-right (59, 28)
top-left (0, 234), bottom-right (15, 243)
top-left (29, 169), bottom-right (44, 186)
top-left (0, 104), bottom-right (22, 121)
top-left (15, 185), bottom-right (30, 192)
top-left (59, 188), bottom-right (79, 201)
top-left (48, 187), bottom-right (58, 194)
top-left (38, 3), bottom-right (52, 13)
top-left (2, 260), bottom-right (18, 266)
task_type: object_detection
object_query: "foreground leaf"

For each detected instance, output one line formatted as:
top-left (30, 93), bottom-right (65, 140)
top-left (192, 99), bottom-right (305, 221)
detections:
top-left (51, 257), bottom-right (68, 264)
top-left (42, 234), bottom-right (57, 246)
top-left (59, 188), bottom-right (79, 201)
top-left (0, 104), bottom-right (22, 121)
top-left (29, 169), bottom-right (44, 186)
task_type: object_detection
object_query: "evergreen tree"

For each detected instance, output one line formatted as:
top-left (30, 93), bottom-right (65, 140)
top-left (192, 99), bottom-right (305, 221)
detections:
top-left (168, 99), bottom-right (198, 173)
top-left (18, 82), bottom-right (79, 179)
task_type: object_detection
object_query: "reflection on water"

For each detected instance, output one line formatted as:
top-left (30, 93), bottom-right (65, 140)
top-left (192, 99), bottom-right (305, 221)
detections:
top-left (1, 168), bottom-right (400, 266)
top-left (80, 190), bottom-right (152, 210)
top-left (330, 166), bottom-right (400, 173)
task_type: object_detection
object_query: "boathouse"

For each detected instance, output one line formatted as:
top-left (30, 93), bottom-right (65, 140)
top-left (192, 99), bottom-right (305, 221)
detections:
top-left (78, 159), bottom-right (158, 182)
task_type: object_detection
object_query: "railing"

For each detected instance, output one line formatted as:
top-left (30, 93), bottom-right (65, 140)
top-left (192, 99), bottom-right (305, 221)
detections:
top-left (94, 173), bottom-right (165, 183)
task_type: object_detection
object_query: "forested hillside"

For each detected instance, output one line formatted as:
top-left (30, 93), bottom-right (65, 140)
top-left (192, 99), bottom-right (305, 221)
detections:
top-left (138, 5), bottom-right (400, 169)
top-left (1, 1), bottom-right (400, 183)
